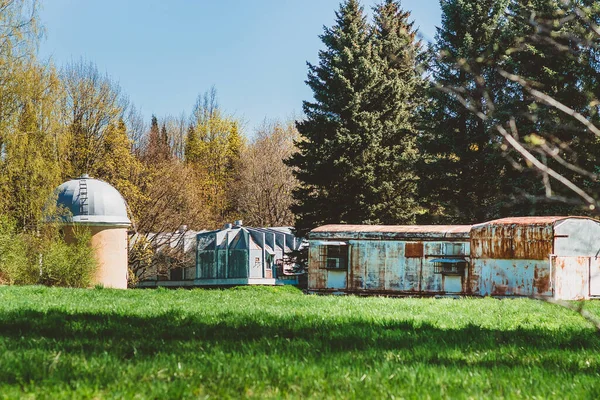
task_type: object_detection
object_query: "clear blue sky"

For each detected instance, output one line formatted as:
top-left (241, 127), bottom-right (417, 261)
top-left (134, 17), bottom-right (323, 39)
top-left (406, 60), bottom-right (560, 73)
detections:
top-left (38, 0), bottom-right (441, 133)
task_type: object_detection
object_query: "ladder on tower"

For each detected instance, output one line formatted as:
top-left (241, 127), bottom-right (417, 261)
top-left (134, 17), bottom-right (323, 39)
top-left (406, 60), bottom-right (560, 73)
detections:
top-left (79, 178), bottom-right (89, 220)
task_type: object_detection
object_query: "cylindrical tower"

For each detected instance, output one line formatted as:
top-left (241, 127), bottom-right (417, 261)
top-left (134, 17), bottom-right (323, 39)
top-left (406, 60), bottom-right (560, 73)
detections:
top-left (54, 174), bottom-right (131, 289)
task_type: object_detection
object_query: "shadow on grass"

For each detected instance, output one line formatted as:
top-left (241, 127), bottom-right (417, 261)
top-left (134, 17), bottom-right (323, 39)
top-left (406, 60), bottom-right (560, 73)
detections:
top-left (0, 307), bottom-right (598, 355)
top-left (0, 306), bottom-right (599, 391)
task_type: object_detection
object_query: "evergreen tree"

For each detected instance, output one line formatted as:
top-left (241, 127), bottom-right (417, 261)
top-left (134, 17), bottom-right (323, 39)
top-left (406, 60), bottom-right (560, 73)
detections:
top-left (160, 123), bottom-right (171, 159)
top-left (288, 0), bottom-right (423, 236)
top-left (495, 0), bottom-right (600, 214)
top-left (184, 124), bottom-right (199, 164)
top-left (423, 0), bottom-right (600, 220)
top-left (418, 0), bottom-right (510, 224)
top-left (368, 0), bottom-right (424, 221)
top-left (144, 115), bottom-right (170, 162)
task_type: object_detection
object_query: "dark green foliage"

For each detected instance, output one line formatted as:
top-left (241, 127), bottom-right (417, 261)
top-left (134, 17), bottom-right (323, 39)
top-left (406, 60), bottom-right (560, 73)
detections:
top-left (288, 0), bottom-right (424, 236)
top-left (497, 0), bottom-right (600, 214)
top-left (1, 286), bottom-right (600, 398)
top-left (418, 0), bottom-right (511, 224)
top-left (144, 115), bottom-right (170, 163)
top-left (420, 0), bottom-right (600, 223)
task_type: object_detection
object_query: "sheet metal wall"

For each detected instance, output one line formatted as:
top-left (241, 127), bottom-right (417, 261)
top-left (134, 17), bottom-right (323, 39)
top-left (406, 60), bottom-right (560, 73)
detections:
top-left (309, 218), bottom-right (600, 299)
top-left (309, 239), bottom-right (470, 294)
top-left (553, 219), bottom-right (600, 299)
top-left (470, 218), bottom-right (600, 299)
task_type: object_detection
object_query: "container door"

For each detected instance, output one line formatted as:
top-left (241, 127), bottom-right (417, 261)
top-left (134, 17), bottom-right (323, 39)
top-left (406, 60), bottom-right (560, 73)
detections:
top-left (443, 275), bottom-right (462, 293)
top-left (552, 256), bottom-right (590, 300)
top-left (325, 244), bottom-right (349, 290)
top-left (590, 257), bottom-right (600, 297)
top-left (327, 270), bottom-right (347, 289)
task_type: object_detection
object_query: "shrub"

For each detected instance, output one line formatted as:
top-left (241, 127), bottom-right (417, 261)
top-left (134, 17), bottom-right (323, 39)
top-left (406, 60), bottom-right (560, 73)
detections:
top-left (0, 217), bottom-right (29, 284)
top-left (0, 219), bottom-right (98, 288)
top-left (37, 227), bottom-right (98, 288)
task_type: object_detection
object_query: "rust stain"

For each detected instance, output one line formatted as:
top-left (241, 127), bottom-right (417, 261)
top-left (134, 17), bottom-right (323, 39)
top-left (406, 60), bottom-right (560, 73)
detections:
top-left (492, 285), bottom-right (508, 296)
top-left (534, 267), bottom-right (550, 294)
top-left (405, 242), bottom-right (424, 258)
top-left (471, 222), bottom-right (553, 260)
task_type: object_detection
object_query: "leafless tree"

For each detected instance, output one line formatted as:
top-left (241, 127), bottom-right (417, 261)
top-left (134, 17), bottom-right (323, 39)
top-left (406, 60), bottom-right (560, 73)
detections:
top-left (440, 0), bottom-right (600, 214)
top-left (129, 161), bottom-right (212, 282)
top-left (125, 103), bottom-right (146, 154)
top-left (237, 119), bottom-right (299, 227)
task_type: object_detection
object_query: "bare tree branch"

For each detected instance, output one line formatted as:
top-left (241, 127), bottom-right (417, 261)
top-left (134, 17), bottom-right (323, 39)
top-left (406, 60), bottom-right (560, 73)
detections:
top-left (497, 69), bottom-right (600, 138)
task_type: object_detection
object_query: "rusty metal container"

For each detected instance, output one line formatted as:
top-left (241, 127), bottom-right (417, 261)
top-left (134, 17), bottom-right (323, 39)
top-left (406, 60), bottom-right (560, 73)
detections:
top-left (307, 225), bottom-right (471, 295)
top-left (470, 216), bottom-right (600, 300)
top-left (309, 217), bottom-right (600, 300)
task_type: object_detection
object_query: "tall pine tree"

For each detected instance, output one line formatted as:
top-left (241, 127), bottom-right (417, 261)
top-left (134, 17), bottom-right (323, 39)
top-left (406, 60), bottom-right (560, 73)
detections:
top-left (144, 115), bottom-right (170, 163)
top-left (288, 0), bottom-right (423, 236)
top-left (418, 0), bottom-right (510, 224)
top-left (495, 0), bottom-right (600, 214)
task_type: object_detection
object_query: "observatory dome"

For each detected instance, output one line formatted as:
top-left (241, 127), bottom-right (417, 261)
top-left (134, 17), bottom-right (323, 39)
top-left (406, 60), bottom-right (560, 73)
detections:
top-left (55, 174), bottom-right (131, 226)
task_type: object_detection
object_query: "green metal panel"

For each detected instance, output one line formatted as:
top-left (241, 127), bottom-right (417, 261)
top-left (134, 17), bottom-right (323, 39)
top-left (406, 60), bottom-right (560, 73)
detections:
top-left (228, 249), bottom-right (249, 278)
top-left (217, 250), bottom-right (227, 279)
top-left (198, 250), bottom-right (216, 279)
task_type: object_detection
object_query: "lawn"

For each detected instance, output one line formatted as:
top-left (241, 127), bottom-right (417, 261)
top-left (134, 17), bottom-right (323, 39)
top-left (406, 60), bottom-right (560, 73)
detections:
top-left (0, 286), bottom-right (599, 399)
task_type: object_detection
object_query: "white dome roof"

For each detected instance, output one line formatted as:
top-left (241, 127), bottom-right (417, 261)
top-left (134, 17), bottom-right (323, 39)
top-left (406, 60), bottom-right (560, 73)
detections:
top-left (55, 175), bottom-right (131, 226)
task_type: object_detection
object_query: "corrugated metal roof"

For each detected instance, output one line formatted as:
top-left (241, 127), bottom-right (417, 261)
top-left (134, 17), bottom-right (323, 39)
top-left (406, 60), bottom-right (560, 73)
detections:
top-left (473, 216), bottom-right (596, 227)
top-left (309, 224), bottom-right (472, 240)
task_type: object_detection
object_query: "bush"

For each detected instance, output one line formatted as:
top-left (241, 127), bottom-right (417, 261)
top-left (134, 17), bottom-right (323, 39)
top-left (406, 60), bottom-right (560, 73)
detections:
top-left (0, 219), bottom-right (97, 288)
top-left (37, 227), bottom-right (97, 288)
top-left (0, 217), bottom-right (29, 284)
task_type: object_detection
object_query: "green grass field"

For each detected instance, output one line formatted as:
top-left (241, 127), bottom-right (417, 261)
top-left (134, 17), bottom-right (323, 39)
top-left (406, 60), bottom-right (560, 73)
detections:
top-left (0, 286), bottom-right (599, 399)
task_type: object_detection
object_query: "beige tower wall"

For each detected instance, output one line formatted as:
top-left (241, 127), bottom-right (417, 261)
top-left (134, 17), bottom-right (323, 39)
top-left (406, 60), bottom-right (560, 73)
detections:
top-left (64, 225), bottom-right (129, 289)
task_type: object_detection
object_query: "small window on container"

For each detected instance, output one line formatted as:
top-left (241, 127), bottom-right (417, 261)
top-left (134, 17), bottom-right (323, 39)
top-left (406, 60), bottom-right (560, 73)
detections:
top-left (430, 259), bottom-right (467, 275)
top-left (319, 245), bottom-right (348, 270)
top-left (444, 243), bottom-right (465, 256)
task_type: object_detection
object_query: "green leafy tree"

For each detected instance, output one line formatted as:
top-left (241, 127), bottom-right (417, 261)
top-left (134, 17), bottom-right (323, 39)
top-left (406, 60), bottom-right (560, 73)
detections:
top-left (92, 118), bottom-right (146, 219)
top-left (0, 63), bottom-right (65, 230)
top-left (185, 88), bottom-right (244, 225)
top-left (288, 0), bottom-right (423, 236)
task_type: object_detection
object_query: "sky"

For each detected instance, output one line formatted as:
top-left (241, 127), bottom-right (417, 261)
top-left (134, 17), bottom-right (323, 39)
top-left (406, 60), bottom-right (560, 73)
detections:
top-left (38, 0), bottom-right (442, 134)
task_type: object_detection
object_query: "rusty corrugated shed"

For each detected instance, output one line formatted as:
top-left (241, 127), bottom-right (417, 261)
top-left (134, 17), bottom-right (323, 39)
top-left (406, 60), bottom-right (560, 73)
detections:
top-left (308, 224), bottom-right (471, 295)
top-left (309, 225), bottom-right (472, 241)
top-left (308, 217), bottom-right (600, 299)
top-left (471, 218), bottom-right (559, 260)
